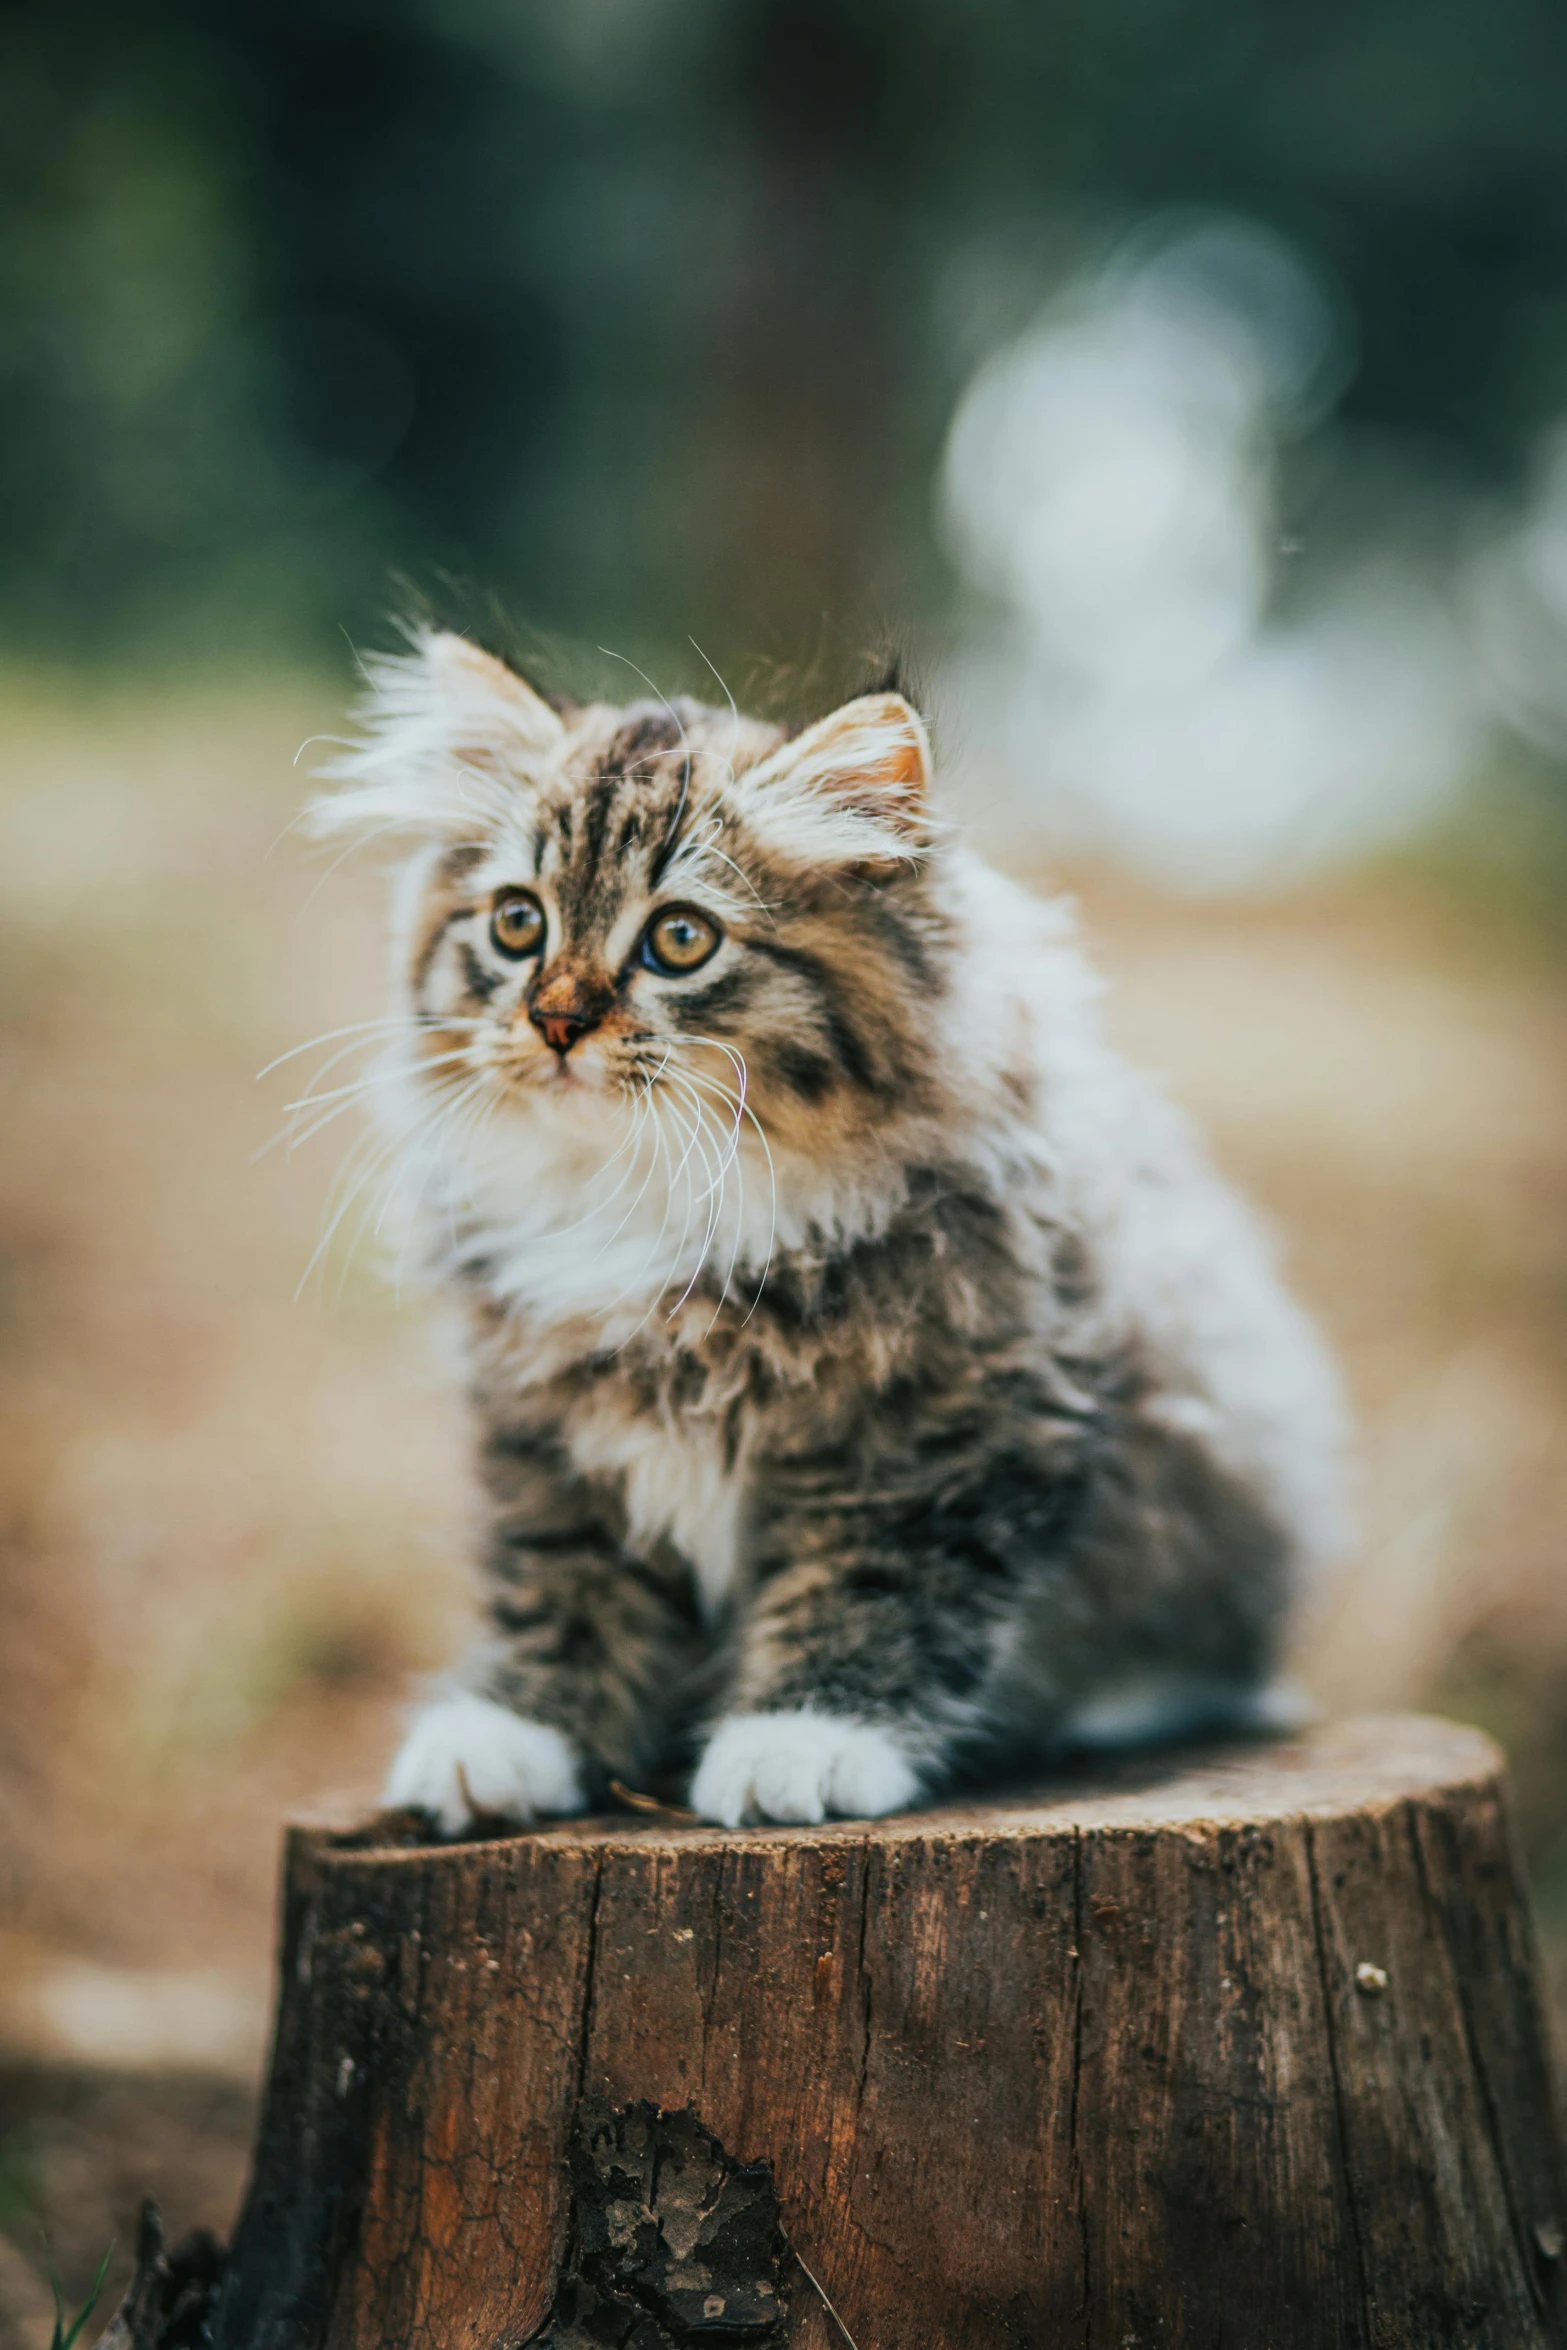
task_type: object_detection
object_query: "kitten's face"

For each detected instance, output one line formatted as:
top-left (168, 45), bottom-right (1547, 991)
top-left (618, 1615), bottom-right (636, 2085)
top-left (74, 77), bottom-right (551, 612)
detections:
top-left (408, 697), bottom-right (786, 1124)
top-left (321, 636), bottom-right (945, 1177)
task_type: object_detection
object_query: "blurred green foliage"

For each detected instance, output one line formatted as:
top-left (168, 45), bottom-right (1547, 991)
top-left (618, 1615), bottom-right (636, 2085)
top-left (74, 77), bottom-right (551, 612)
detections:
top-left (4, 0), bottom-right (1567, 675)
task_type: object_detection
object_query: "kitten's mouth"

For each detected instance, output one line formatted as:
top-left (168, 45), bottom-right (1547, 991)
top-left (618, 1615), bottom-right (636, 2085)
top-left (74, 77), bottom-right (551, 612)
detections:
top-left (495, 1038), bottom-right (625, 1105)
top-left (531, 1050), bottom-right (611, 1096)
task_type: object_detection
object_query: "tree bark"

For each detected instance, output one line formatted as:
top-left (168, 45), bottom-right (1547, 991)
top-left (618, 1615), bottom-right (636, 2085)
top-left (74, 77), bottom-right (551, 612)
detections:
top-left (206, 1714), bottom-right (1567, 2349)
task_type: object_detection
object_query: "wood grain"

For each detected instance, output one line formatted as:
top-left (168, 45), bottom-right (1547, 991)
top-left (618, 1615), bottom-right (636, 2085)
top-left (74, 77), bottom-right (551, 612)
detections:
top-left (209, 1716), bottom-right (1567, 2348)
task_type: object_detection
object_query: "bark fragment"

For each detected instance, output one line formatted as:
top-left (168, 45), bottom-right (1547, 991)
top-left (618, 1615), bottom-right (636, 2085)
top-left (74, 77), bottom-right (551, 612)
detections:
top-left (96, 2203), bottom-right (226, 2350)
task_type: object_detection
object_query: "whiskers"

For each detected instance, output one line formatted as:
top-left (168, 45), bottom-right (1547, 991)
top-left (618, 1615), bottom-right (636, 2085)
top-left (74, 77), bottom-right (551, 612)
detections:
top-left (609, 1032), bottom-right (778, 1338)
top-left (427, 1028), bottom-right (777, 1343)
top-left (253, 1015), bottom-right (486, 1163)
top-left (255, 1011), bottom-right (491, 1301)
top-left (259, 1009), bottom-right (778, 1331)
top-left (296, 1056), bottom-right (497, 1306)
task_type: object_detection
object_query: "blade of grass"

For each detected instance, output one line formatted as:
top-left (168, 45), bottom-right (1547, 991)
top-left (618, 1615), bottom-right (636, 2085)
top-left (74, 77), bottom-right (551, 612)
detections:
top-left (44, 2235), bottom-right (114, 2350)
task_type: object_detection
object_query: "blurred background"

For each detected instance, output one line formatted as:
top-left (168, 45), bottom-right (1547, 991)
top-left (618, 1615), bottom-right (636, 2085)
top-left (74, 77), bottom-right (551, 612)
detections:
top-left (2, 0), bottom-right (1566, 2333)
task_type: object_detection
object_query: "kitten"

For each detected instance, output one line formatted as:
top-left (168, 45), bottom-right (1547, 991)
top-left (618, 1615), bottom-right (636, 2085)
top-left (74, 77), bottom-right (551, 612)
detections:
top-left (309, 629), bottom-right (1347, 1832)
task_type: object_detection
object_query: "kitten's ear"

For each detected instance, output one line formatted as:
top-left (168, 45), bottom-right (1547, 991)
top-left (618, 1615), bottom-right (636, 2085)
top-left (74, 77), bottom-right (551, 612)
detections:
top-left (423, 632), bottom-right (565, 762)
top-left (734, 692), bottom-right (933, 870)
top-left (308, 628), bottom-right (564, 842)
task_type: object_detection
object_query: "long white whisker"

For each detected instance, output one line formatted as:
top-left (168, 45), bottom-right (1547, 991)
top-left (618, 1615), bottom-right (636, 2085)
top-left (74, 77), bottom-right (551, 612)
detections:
top-left (689, 1086), bottom-right (732, 1278)
top-left (656, 1082), bottom-right (707, 1270)
top-left (661, 1081), bottom-right (730, 1315)
top-left (273, 1028), bottom-right (435, 1107)
top-left (295, 1120), bottom-right (411, 1302)
top-left (596, 644), bottom-right (695, 849)
top-left (583, 1094), bottom-right (665, 1269)
top-left (601, 1100), bottom-right (691, 1346)
top-left (391, 1073), bottom-right (503, 1301)
top-left (588, 1091), bottom-right (680, 1330)
top-left (333, 1069), bottom-right (497, 1312)
top-left (299, 1056), bottom-right (497, 1306)
top-left (254, 1046), bottom-right (482, 1164)
top-left (675, 1039), bottom-right (777, 1319)
top-left (666, 1065), bottom-right (751, 1313)
top-left (372, 1073), bottom-right (493, 1245)
top-left (697, 838), bottom-right (777, 921)
top-left (663, 1072), bottom-right (731, 1207)
top-left (688, 634), bottom-right (741, 785)
top-left (438, 1082), bottom-right (513, 1258)
top-left (256, 1016), bottom-right (480, 1083)
top-left (297, 813), bottom-right (419, 914)
top-left (444, 1073), bottom-right (660, 1274)
top-left (531, 1081), bottom-right (667, 1288)
top-left (582, 1089), bottom-right (656, 1216)
top-left (704, 1078), bottom-right (749, 1325)
top-left (669, 1086), bottom-right (728, 1274)
top-left (673, 1066), bottom-right (749, 1295)
top-left (510, 1086), bottom-right (655, 1255)
top-left (626, 1082), bottom-right (706, 1327)
top-left (280, 1047), bottom-right (477, 1120)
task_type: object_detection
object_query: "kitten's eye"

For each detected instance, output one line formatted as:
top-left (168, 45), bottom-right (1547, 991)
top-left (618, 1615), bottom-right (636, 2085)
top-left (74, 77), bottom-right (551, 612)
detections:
top-left (642, 905), bottom-right (722, 975)
top-left (490, 888), bottom-right (546, 960)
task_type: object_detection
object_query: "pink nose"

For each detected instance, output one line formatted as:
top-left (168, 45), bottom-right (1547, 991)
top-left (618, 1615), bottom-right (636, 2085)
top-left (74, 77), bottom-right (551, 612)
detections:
top-left (532, 1007), bottom-right (595, 1056)
top-left (527, 973), bottom-right (607, 1057)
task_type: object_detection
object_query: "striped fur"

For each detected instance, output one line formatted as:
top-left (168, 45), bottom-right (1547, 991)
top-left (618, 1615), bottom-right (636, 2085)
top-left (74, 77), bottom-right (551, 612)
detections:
top-left (313, 630), bottom-right (1349, 1829)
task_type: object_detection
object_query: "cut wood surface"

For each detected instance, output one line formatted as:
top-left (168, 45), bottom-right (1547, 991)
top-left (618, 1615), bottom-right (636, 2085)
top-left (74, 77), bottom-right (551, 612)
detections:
top-left (207, 1715), bottom-right (1567, 2349)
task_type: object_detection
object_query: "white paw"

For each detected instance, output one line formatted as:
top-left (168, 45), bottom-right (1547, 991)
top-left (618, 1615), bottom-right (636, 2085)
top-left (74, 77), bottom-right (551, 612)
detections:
top-left (383, 1694), bottom-right (586, 1836)
top-left (690, 1710), bottom-right (922, 1827)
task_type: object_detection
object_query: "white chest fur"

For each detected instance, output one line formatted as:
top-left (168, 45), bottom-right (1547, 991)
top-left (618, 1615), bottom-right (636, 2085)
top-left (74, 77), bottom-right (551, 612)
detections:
top-left (564, 1396), bottom-right (746, 1621)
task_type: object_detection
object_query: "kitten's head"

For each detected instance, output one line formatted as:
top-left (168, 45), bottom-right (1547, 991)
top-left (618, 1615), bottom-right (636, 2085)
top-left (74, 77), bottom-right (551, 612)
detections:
top-left (313, 632), bottom-right (952, 1189)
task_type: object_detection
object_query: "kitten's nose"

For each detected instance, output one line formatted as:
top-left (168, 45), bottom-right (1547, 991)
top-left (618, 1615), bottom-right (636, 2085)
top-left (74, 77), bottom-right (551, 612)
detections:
top-left (534, 1009), bottom-right (593, 1056)
top-left (528, 972), bottom-right (606, 1058)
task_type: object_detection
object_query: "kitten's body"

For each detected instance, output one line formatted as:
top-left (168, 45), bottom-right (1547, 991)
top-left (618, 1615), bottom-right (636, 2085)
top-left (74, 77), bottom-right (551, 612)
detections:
top-left (316, 633), bottom-right (1346, 1831)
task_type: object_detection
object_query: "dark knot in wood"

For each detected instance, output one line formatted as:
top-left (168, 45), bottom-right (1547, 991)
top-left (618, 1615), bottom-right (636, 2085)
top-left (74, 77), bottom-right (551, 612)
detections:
top-left (531, 2099), bottom-right (787, 2347)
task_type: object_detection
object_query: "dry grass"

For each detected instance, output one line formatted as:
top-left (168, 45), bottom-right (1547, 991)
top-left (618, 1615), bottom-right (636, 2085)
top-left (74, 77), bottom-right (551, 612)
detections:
top-left (0, 678), bottom-right (1563, 2335)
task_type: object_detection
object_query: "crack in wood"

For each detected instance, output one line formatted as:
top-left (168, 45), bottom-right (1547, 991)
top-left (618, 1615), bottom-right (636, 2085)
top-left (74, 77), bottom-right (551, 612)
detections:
top-left (1302, 1816), bottom-right (1373, 2325)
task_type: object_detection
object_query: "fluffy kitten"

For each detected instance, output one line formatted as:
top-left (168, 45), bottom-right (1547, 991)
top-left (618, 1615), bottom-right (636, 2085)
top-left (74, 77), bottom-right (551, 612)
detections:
top-left (310, 629), bottom-right (1347, 1833)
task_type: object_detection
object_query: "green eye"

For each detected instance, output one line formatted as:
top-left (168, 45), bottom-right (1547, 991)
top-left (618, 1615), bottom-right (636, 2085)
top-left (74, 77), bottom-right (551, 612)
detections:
top-left (642, 905), bottom-right (722, 975)
top-left (490, 888), bottom-right (545, 960)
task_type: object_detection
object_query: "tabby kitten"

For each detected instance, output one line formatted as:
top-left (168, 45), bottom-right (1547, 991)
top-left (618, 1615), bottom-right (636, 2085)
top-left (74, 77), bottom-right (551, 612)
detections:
top-left (310, 630), bottom-right (1346, 1832)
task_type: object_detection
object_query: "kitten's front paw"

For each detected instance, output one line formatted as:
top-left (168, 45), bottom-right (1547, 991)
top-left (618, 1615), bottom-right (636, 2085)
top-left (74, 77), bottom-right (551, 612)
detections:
top-left (690, 1709), bottom-right (922, 1827)
top-left (384, 1693), bottom-right (586, 1837)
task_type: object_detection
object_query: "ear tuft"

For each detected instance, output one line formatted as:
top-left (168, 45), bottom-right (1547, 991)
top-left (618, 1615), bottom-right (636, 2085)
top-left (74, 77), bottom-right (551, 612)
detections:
top-left (423, 633), bottom-right (565, 761)
top-left (308, 629), bottom-right (564, 844)
top-left (736, 691), bottom-right (933, 870)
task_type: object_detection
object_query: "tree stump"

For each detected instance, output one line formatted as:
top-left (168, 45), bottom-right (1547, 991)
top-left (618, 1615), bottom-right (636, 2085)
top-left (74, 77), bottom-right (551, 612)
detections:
top-left (208, 1715), bottom-right (1567, 2349)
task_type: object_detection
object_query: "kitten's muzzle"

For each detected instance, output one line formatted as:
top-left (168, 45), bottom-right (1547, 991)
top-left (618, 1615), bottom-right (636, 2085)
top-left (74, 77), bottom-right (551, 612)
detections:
top-left (528, 969), bottom-right (610, 1058)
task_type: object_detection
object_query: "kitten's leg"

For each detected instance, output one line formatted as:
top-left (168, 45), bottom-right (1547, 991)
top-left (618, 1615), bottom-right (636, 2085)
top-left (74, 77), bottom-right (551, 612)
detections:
top-left (386, 1424), bottom-right (696, 1835)
top-left (690, 1432), bottom-right (1063, 1826)
top-left (688, 1510), bottom-right (986, 1827)
top-left (691, 1407), bottom-right (1291, 1827)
